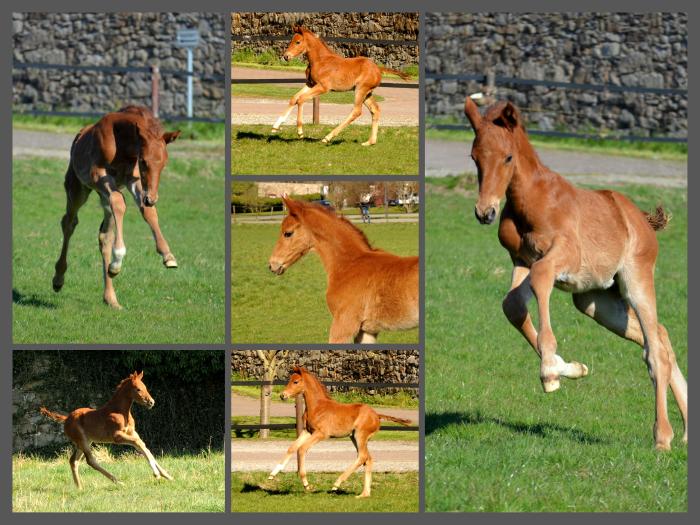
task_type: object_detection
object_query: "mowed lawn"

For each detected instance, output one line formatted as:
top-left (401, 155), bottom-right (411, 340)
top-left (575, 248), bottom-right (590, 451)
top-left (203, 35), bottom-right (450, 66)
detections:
top-left (425, 181), bottom-right (687, 512)
top-left (13, 450), bottom-right (224, 512)
top-left (231, 472), bottom-right (418, 512)
top-left (232, 124), bottom-right (418, 175)
top-left (231, 220), bottom-right (419, 344)
top-left (13, 156), bottom-right (225, 344)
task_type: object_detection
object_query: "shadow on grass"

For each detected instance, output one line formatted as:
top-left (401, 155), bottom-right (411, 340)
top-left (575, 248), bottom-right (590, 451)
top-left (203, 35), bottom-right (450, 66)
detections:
top-left (234, 130), bottom-right (352, 146)
top-left (240, 482), bottom-right (294, 495)
top-left (425, 410), bottom-right (606, 445)
top-left (13, 288), bottom-right (56, 309)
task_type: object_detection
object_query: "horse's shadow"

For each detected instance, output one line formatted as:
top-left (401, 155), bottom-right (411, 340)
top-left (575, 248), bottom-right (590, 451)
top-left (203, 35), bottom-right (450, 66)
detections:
top-left (426, 410), bottom-right (606, 445)
top-left (234, 130), bottom-right (349, 146)
top-left (12, 288), bottom-right (56, 309)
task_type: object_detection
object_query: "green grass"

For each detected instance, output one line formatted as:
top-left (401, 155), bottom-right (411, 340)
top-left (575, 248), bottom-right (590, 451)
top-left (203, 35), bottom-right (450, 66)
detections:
top-left (425, 180), bottom-right (687, 511)
top-left (231, 221), bottom-right (419, 343)
top-left (231, 471), bottom-right (418, 512)
top-left (233, 84), bottom-right (384, 104)
top-left (13, 156), bottom-right (225, 344)
top-left (232, 124), bottom-right (418, 175)
top-left (13, 114), bottom-right (224, 142)
top-left (13, 450), bottom-right (224, 512)
top-left (426, 124), bottom-right (688, 161)
top-left (232, 416), bottom-right (418, 441)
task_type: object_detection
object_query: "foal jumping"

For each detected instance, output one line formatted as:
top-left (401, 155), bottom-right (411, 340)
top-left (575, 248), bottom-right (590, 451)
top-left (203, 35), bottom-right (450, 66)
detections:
top-left (464, 96), bottom-right (688, 450)
top-left (52, 106), bottom-right (180, 309)
top-left (268, 197), bottom-right (419, 343)
top-left (40, 371), bottom-right (173, 488)
top-left (267, 366), bottom-right (412, 498)
top-left (271, 25), bottom-right (411, 145)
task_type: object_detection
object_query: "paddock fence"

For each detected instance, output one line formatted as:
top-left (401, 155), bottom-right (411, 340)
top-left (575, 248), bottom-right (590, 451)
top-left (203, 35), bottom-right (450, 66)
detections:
top-left (232, 34), bottom-right (419, 124)
top-left (12, 61), bottom-right (226, 123)
top-left (232, 379), bottom-right (420, 434)
top-left (426, 70), bottom-right (687, 144)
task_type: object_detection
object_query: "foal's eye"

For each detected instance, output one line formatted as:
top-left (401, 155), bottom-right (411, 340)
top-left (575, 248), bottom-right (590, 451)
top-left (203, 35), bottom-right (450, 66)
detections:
top-left (284, 231), bottom-right (294, 238)
top-left (294, 380), bottom-right (299, 384)
top-left (505, 154), bottom-right (513, 164)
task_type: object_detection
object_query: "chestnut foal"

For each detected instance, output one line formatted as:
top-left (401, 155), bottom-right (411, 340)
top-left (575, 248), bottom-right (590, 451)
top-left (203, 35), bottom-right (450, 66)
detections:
top-left (40, 371), bottom-right (173, 488)
top-left (267, 366), bottom-right (412, 497)
top-left (271, 25), bottom-right (411, 145)
top-left (52, 106), bottom-right (180, 309)
top-left (464, 96), bottom-right (687, 450)
top-left (268, 197), bottom-right (419, 343)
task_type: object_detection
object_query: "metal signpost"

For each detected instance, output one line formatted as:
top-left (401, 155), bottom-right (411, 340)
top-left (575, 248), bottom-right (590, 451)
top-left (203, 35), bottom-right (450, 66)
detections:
top-left (176, 29), bottom-right (200, 119)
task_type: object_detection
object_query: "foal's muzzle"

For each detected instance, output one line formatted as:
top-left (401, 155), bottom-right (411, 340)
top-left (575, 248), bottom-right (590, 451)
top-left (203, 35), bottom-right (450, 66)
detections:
top-left (280, 392), bottom-right (289, 400)
top-left (268, 262), bottom-right (286, 275)
top-left (282, 53), bottom-right (291, 62)
top-left (145, 399), bottom-right (155, 409)
top-left (475, 206), bottom-right (497, 225)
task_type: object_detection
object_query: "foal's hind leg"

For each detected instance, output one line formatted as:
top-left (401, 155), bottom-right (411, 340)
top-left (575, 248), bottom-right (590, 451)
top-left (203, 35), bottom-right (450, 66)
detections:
top-left (354, 331), bottom-right (378, 344)
top-left (574, 287), bottom-right (688, 446)
top-left (362, 95), bottom-right (381, 146)
top-left (69, 446), bottom-right (84, 489)
top-left (322, 87), bottom-right (370, 144)
top-left (331, 429), bottom-right (376, 498)
top-left (53, 165), bottom-right (91, 292)
top-left (127, 177), bottom-right (177, 268)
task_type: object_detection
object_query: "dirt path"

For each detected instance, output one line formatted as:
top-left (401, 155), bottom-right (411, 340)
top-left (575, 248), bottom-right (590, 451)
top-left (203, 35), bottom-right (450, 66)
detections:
top-left (232, 67), bottom-right (419, 126)
top-left (427, 139), bottom-right (687, 188)
top-left (232, 393), bottom-right (418, 422)
top-left (232, 439), bottom-right (419, 473)
top-left (232, 213), bottom-right (419, 225)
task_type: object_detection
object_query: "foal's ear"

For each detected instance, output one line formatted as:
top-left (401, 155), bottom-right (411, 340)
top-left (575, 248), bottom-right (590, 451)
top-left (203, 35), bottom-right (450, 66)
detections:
top-left (464, 96), bottom-right (482, 130)
top-left (292, 365), bottom-right (302, 373)
top-left (163, 130), bottom-right (181, 144)
top-left (284, 197), bottom-right (303, 217)
top-left (137, 370), bottom-right (144, 379)
top-left (493, 102), bottom-right (520, 132)
top-left (292, 24), bottom-right (303, 34)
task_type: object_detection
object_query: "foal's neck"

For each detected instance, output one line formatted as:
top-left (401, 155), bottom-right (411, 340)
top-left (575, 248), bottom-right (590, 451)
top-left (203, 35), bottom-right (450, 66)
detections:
top-left (105, 387), bottom-right (134, 415)
top-left (506, 129), bottom-right (552, 220)
top-left (307, 211), bottom-right (371, 275)
top-left (304, 33), bottom-right (335, 65)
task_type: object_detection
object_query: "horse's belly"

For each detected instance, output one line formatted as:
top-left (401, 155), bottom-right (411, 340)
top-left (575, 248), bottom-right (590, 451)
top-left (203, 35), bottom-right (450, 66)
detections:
top-left (555, 269), bottom-right (615, 293)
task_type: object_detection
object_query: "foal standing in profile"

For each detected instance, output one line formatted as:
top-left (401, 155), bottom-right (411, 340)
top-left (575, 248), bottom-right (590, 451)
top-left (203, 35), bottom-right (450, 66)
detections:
top-left (268, 197), bottom-right (419, 343)
top-left (52, 106), bottom-right (180, 309)
top-left (464, 96), bottom-right (687, 450)
top-left (271, 25), bottom-right (411, 145)
top-left (267, 366), bottom-right (412, 498)
top-left (40, 371), bottom-right (173, 488)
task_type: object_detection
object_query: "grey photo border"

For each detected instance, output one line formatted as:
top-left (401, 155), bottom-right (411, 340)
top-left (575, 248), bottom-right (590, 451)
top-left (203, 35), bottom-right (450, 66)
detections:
top-left (1, 0), bottom-right (694, 523)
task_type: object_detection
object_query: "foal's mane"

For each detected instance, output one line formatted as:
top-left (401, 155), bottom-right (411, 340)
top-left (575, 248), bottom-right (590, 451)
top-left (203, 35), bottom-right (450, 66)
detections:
top-left (482, 101), bottom-right (545, 171)
top-left (298, 27), bottom-right (336, 56)
top-left (299, 202), bottom-right (375, 251)
top-left (300, 368), bottom-right (331, 400)
top-left (114, 372), bottom-right (138, 391)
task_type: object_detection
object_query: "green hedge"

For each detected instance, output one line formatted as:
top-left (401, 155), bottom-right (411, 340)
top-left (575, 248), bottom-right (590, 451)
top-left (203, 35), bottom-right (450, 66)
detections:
top-left (231, 193), bottom-right (323, 213)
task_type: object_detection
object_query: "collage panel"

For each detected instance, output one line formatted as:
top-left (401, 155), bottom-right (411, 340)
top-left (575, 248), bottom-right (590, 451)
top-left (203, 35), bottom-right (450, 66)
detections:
top-left (12, 12), bottom-right (226, 344)
top-left (12, 349), bottom-right (226, 512)
top-left (230, 349), bottom-right (419, 512)
top-left (231, 12), bottom-right (420, 175)
top-left (424, 12), bottom-right (687, 512)
top-left (231, 180), bottom-right (420, 344)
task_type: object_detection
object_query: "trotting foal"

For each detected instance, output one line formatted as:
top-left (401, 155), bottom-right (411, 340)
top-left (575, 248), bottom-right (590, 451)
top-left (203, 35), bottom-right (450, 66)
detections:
top-left (52, 106), bottom-right (180, 309)
top-left (40, 371), bottom-right (172, 488)
top-left (464, 96), bottom-right (688, 450)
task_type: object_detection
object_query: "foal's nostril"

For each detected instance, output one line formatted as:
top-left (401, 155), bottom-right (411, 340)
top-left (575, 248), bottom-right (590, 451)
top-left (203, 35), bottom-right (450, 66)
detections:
top-left (487, 208), bottom-right (496, 224)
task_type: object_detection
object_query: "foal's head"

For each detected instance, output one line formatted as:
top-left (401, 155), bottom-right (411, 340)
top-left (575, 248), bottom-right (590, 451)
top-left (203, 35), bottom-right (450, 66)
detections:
top-left (283, 25), bottom-right (311, 61)
top-left (268, 198), bottom-right (314, 275)
top-left (118, 371), bottom-right (155, 409)
top-left (464, 97), bottom-right (522, 225)
top-left (280, 366), bottom-right (307, 400)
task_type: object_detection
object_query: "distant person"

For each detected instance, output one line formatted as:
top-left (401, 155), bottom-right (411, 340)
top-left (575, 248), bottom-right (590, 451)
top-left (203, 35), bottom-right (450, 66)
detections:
top-left (360, 203), bottom-right (371, 224)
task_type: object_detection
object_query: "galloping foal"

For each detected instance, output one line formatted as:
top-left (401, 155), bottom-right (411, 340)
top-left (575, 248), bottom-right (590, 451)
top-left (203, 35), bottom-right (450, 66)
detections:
top-left (40, 371), bottom-right (173, 488)
top-left (268, 197), bottom-right (419, 343)
top-left (52, 106), bottom-right (180, 309)
top-left (271, 25), bottom-right (412, 145)
top-left (267, 366), bottom-right (412, 498)
top-left (464, 96), bottom-right (688, 450)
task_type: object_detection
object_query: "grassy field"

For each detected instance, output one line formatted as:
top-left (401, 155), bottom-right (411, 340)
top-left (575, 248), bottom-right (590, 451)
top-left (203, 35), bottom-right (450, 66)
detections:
top-left (13, 156), bottom-right (225, 344)
top-left (231, 471), bottom-right (418, 512)
top-left (232, 221), bottom-right (419, 343)
top-left (425, 180), bottom-right (687, 512)
top-left (232, 124), bottom-right (418, 175)
top-left (13, 450), bottom-right (224, 512)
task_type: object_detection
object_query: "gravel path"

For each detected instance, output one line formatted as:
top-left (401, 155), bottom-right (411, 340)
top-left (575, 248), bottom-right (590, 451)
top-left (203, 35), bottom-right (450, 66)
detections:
top-left (232, 213), bottom-right (419, 225)
top-left (427, 139), bottom-right (687, 188)
top-left (232, 67), bottom-right (419, 126)
top-left (232, 439), bottom-right (419, 473)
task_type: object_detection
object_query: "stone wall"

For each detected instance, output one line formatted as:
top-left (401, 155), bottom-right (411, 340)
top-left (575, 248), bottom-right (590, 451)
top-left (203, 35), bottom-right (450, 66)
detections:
top-left (232, 12), bottom-right (419, 70)
top-left (232, 350), bottom-right (419, 395)
top-left (426, 12), bottom-right (687, 138)
top-left (13, 13), bottom-right (225, 118)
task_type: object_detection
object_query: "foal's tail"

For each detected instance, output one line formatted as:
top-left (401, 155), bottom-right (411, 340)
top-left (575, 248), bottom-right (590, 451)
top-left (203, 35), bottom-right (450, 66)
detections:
top-left (644, 205), bottom-right (671, 231)
top-left (380, 67), bottom-right (412, 82)
top-left (377, 414), bottom-right (412, 426)
top-left (39, 406), bottom-right (68, 423)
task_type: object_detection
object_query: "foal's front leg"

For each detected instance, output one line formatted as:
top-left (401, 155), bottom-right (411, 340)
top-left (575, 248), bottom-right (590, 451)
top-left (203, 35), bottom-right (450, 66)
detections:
top-left (95, 170), bottom-right (127, 277)
top-left (127, 176), bottom-right (178, 268)
top-left (272, 84), bottom-right (327, 136)
top-left (114, 430), bottom-right (173, 480)
top-left (268, 430), bottom-right (311, 479)
top-left (98, 197), bottom-right (120, 309)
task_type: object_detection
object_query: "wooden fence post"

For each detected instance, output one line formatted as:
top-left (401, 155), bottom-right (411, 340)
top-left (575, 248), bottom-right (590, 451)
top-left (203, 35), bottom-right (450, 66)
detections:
top-left (151, 65), bottom-right (160, 118)
top-left (313, 96), bottom-right (320, 124)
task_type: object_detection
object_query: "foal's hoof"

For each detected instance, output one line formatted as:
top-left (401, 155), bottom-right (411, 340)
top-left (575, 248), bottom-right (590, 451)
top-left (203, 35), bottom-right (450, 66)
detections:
top-left (541, 376), bottom-right (560, 393)
top-left (321, 136), bottom-right (332, 144)
top-left (356, 492), bottom-right (371, 499)
top-left (361, 141), bottom-right (376, 147)
top-left (52, 277), bottom-right (64, 292)
top-left (108, 264), bottom-right (122, 278)
top-left (267, 475), bottom-right (275, 481)
top-left (271, 128), bottom-right (279, 135)
top-left (104, 298), bottom-right (123, 310)
top-left (163, 253), bottom-right (178, 269)
top-left (655, 441), bottom-right (672, 452)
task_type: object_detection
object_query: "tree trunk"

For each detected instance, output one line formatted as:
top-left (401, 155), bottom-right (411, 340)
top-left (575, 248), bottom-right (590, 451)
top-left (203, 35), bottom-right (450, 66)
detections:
top-left (260, 369), bottom-right (272, 439)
